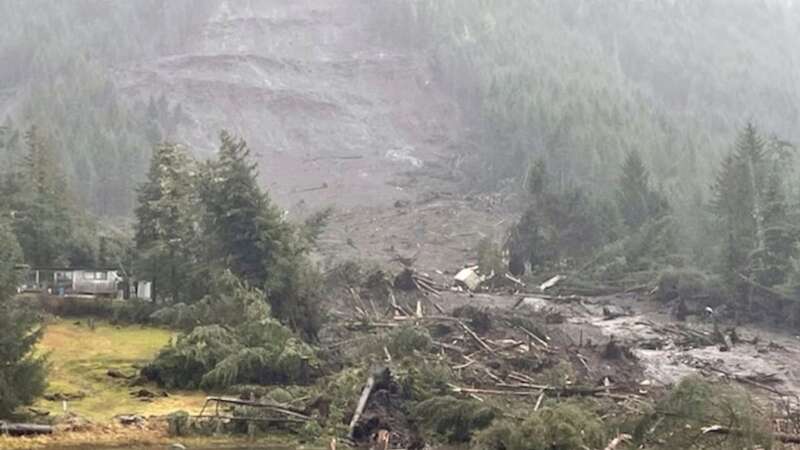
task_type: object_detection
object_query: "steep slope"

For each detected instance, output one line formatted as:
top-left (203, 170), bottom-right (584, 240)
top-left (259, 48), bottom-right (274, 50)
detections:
top-left (116, 0), bottom-right (466, 212)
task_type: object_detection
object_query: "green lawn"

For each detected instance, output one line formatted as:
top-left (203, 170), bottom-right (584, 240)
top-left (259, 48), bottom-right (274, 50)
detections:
top-left (33, 318), bottom-right (207, 421)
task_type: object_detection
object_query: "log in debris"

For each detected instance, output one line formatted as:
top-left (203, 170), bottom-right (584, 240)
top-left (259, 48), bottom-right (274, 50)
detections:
top-left (459, 320), bottom-right (495, 354)
top-left (706, 367), bottom-right (787, 397)
top-left (348, 368), bottom-right (388, 439)
top-left (540, 275), bottom-right (563, 291)
top-left (198, 397), bottom-right (311, 422)
top-left (450, 384), bottom-right (612, 397)
top-left (0, 421), bottom-right (54, 436)
top-left (702, 425), bottom-right (800, 444)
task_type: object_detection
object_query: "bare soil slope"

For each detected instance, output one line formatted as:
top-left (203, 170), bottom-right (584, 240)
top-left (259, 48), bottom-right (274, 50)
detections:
top-left (115, 0), bottom-right (506, 272)
top-left (118, 1), bottom-right (464, 208)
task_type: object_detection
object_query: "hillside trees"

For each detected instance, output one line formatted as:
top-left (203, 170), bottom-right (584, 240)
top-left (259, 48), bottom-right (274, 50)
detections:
top-left (0, 216), bottom-right (46, 418)
top-left (616, 150), bottom-right (670, 231)
top-left (0, 1), bottom-right (219, 216)
top-left (2, 125), bottom-right (104, 267)
top-left (0, 123), bottom-right (129, 269)
top-left (508, 160), bottom-right (619, 272)
top-left (10, 126), bottom-right (75, 267)
top-left (509, 153), bottom-right (676, 277)
top-left (374, 0), bottom-right (800, 251)
top-left (711, 124), bottom-right (798, 292)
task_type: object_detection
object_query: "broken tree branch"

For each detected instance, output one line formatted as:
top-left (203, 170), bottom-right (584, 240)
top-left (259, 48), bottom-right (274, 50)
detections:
top-left (702, 425), bottom-right (800, 444)
top-left (706, 367), bottom-right (787, 397)
top-left (348, 372), bottom-right (378, 439)
top-left (459, 320), bottom-right (495, 354)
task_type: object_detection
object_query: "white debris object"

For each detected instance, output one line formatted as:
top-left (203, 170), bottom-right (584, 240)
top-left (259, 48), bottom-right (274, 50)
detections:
top-left (540, 275), bottom-right (563, 291)
top-left (454, 267), bottom-right (482, 291)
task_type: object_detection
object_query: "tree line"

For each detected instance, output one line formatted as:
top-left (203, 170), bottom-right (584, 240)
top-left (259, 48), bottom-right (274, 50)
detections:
top-left (506, 123), bottom-right (799, 322)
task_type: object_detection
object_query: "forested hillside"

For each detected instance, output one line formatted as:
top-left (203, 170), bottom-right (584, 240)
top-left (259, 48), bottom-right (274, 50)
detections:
top-left (0, 0), bottom-right (216, 215)
top-left (2, 0), bottom-right (798, 218)
top-left (379, 0), bottom-right (800, 197)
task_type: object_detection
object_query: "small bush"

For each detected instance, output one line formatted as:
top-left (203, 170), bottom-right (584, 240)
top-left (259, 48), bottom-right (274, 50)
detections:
top-left (111, 298), bottom-right (158, 324)
top-left (142, 325), bottom-right (238, 389)
top-left (414, 395), bottom-right (497, 443)
top-left (144, 317), bottom-right (318, 389)
top-left (149, 302), bottom-right (200, 329)
top-left (397, 361), bottom-right (453, 402)
top-left (631, 376), bottom-right (773, 449)
top-left (386, 326), bottom-right (432, 357)
top-left (474, 402), bottom-right (606, 450)
top-left (539, 360), bottom-right (576, 388)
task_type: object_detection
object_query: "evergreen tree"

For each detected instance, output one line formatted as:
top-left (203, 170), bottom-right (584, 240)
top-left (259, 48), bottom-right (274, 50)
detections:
top-left (0, 216), bottom-right (46, 418)
top-left (134, 142), bottom-right (196, 303)
top-left (199, 131), bottom-right (289, 287)
top-left (754, 164), bottom-right (797, 286)
top-left (12, 126), bottom-right (75, 267)
top-left (510, 160), bottom-right (615, 269)
top-left (199, 131), bottom-right (322, 339)
top-left (616, 150), bottom-right (669, 230)
top-left (711, 124), bottom-right (770, 286)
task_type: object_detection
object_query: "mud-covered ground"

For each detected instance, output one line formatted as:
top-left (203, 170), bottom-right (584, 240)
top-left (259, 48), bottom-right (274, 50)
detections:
top-left (327, 277), bottom-right (800, 446)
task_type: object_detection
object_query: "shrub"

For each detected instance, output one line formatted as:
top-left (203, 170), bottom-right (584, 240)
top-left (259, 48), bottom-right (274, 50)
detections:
top-left (143, 325), bottom-right (238, 389)
top-left (111, 298), bottom-right (158, 324)
top-left (386, 326), bottom-right (432, 357)
top-left (474, 402), bottom-right (606, 450)
top-left (397, 361), bottom-right (453, 402)
top-left (414, 396), bottom-right (496, 443)
top-left (144, 279), bottom-right (319, 389)
top-left (631, 376), bottom-right (773, 449)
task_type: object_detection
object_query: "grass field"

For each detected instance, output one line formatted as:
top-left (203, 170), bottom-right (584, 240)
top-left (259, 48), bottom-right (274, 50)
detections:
top-left (33, 318), bottom-right (207, 421)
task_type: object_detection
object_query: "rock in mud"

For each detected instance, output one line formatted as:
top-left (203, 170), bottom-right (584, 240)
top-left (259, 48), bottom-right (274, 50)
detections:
top-left (107, 368), bottom-right (134, 379)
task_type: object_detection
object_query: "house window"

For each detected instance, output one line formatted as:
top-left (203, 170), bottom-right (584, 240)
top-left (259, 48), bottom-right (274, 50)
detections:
top-left (82, 271), bottom-right (109, 280)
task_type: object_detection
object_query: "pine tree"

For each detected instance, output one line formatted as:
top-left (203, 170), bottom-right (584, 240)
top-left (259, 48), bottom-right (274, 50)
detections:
top-left (134, 142), bottom-right (196, 303)
top-left (616, 150), bottom-right (669, 230)
top-left (754, 164), bottom-right (796, 286)
top-left (199, 131), bottom-right (322, 339)
top-left (12, 126), bottom-right (74, 267)
top-left (199, 131), bottom-right (288, 287)
top-left (617, 151), bottom-right (649, 229)
top-left (735, 123), bottom-right (767, 252)
top-left (710, 124), bottom-right (782, 289)
top-left (0, 216), bottom-right (46, 417)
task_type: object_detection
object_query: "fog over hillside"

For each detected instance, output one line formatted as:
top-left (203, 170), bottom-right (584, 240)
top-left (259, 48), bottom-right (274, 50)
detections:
top-left (5, 2), bottom-right (800, 449)
top-left (1, 0), bottom-right (798, 214)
